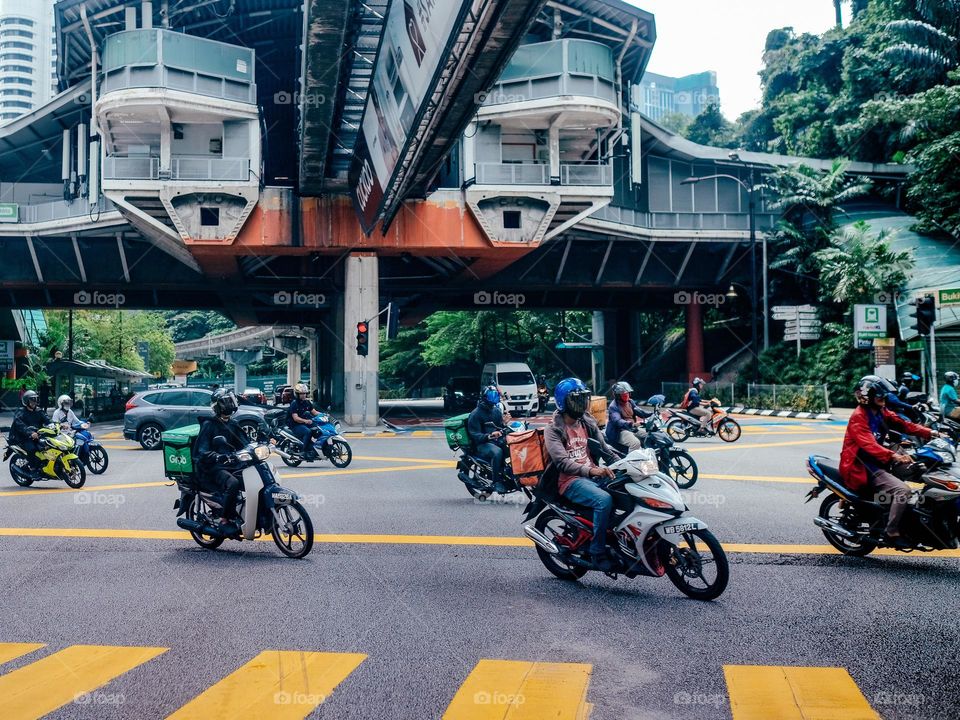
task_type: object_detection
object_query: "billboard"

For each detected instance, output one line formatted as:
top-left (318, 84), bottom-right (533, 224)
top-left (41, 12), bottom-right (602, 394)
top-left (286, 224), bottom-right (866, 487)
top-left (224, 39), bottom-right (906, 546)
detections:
top-left (350, 0), bottom-right (467, 234)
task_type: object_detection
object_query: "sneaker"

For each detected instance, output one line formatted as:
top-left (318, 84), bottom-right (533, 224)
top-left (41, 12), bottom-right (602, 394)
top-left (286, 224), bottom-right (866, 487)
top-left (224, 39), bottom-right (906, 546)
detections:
top-left (884, 533), bottom-right (911, 550)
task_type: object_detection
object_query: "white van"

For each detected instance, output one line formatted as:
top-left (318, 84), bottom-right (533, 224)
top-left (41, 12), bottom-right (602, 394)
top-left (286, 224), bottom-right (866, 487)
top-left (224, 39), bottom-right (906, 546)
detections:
top-left (481, 362), bottom-right (538, 417)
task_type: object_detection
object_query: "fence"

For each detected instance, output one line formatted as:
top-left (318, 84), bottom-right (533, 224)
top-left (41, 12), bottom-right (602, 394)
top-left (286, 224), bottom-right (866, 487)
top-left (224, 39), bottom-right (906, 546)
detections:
top-left (660, 382), bottom-right (735, 407)
top-left (745, 383), bottom-right (830, 413)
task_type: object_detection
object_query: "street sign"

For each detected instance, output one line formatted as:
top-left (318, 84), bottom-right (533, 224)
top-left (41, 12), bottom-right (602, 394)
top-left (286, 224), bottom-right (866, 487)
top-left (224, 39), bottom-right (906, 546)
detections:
top-left (0, 340), bottom-right (13, 371)
top-left (907, 338), bottom-right (925, 352)
top-left (785, 332), bottom-right (821, 342)
top-left (853, 304), bottom-right (886, 349)
top-left (0, 203), bottom-right (18, 223)
top-left (938, 288), bottom-right (960, 307)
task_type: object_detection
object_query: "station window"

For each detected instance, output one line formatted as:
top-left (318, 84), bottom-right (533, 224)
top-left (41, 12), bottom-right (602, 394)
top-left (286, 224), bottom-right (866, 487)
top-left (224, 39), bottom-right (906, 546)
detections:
top-left (200, 207), bottom-right (220, 226)
top-left (1, 64), bottom-right (32, 74)
top-left (0, 29), bottom-right (33, 39)
top-left (503, 210), bottom-right (521, 229)
top-left (0, 41), bottom-right (33, 50)
top-left (0, 18), bottom-right (35, 27)
top-left (0, 52), bottom-right (31, 62)
top-left (1, 76), bottom-right (32, 85)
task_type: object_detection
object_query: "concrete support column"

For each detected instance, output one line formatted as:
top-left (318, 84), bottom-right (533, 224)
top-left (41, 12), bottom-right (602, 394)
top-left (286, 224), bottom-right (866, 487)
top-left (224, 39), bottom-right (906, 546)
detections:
top-left (286, 352), bottom-right (302, 386)
top-left (222, 349), bottom-right (262, 394)
top-left (158, 108), bottom-right (171, 175)
top-left (548, 123), bottom-right (561, 181)
top-left (591, 310), bottom-right (605, 394)
top-left (125, 5), bottom-right (137, 30)
top-left (343, 253), bottom-right (379, 427)
top-left (308, 333), bottom-right (319, 402)
top-left (271, 336), bottom-right (308, 387)
top-left (685, 302), bottom-right (707, 382)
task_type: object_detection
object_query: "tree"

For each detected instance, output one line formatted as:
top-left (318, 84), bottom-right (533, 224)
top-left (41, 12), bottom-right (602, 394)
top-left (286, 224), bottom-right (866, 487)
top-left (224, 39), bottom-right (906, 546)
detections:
top-left (684, 104), bottom-right (736, 147)
top-left (884, 0), bottom-right (960, 85)
top-left (813, 220), bottom-right (914, 304)
top-left (658, 111), bottom-right (691, 135)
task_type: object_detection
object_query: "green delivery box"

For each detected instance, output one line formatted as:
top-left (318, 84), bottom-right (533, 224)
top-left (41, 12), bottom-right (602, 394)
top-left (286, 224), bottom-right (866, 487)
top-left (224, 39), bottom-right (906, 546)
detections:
top-left (444, 413), bottom-right (471, 451)
top-left (162, 424), bottom-right (201, 482)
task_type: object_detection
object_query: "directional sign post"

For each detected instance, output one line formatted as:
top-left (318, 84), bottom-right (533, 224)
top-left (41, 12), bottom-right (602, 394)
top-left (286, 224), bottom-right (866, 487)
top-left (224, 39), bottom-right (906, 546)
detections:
top-left (774, 306), bottom-right (821, 356)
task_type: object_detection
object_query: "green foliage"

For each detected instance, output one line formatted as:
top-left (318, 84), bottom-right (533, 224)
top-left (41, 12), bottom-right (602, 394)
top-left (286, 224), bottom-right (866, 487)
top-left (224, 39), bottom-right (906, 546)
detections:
top-left (683, 104), bottom-right (736, 147)
top-left (159, 310), bottom-right (235, 343)
top-left (813, 220), bottom-right (914, 304)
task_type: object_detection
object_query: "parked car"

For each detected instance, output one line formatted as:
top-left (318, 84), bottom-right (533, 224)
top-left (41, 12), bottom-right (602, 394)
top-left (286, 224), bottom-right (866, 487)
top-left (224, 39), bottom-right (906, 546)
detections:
top-left (443, 377), bottom-right (480, 412)
top-left (123, 388), bottom-right (268, 450)
top-left (241, 387), bottom-right (267, 406)
top-left (274, 384), bottom-right (294, 406)
top-left (480, 362), bottom-right (538, 417)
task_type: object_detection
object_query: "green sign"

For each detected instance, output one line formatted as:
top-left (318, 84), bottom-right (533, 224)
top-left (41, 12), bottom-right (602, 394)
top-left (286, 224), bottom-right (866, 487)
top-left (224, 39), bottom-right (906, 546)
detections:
top-left (938, 288), bottom-right (960, 307)
top-left (907, 339), bottom-right (925, 352)
top-left (0, 203), bottom-right (18, 223)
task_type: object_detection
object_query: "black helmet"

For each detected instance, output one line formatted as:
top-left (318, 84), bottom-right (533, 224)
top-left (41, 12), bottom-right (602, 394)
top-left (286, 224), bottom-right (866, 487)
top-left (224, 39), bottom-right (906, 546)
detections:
top-left (211, 388), bottom-right (239, 416)
top-left (21, 390), bottom-right (38, 408)
top-left (854, 375), bottom-right (889, 405)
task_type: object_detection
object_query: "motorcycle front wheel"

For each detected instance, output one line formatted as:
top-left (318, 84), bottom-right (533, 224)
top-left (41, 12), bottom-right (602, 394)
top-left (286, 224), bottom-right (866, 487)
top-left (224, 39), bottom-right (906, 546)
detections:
top-left (9, 456), bottom-right (34, 487)
top-left (87, 446), bottom-right (109, 474)
top-left (327, 440), bottom-right (352, 468)
top-left (60, 460), bottom-right (86, 489)
top-left (661, 528), bottom-right (729, 600)
top-left (187, 495), bottom-right (224, 549)
top-left (665, 449), bottom-right (698, 489)
top-left (271, 501), bottom-right (314, 558)
top-left (533, 511), bottom-right (588, 581)
top-left (665, 419), bottom-right (690, 443)
top-left (716, 418), bottom-right (741, 443)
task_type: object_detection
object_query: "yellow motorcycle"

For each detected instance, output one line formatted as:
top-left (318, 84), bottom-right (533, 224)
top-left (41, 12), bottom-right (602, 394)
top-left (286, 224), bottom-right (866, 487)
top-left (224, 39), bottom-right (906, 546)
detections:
top-left (4, 423), bottom-right (86, 488)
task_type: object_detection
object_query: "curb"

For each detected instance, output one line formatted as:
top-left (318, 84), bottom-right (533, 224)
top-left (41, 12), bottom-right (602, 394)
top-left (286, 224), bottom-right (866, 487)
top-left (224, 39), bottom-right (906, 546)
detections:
top-left (660, 403), bottom-right (833, 420)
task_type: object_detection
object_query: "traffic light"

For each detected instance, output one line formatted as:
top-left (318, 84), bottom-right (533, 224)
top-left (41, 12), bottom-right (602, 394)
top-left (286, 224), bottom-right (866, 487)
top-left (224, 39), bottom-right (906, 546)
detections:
top-left (909, 295), bottom-right (936, 336)
top-left (356, 321), bottom-right (369, 356)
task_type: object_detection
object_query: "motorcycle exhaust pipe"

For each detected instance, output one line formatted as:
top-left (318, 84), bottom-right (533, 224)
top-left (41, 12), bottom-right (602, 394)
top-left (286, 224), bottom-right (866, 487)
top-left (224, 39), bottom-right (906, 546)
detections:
top-left (177, 518), bottom-right (223, 537)
top-left (813, 516), bottom-right (858, 540)
top-left (458, 471), bottom-right (485, 490)
top-left (523, 525), bottom-right (559, 554)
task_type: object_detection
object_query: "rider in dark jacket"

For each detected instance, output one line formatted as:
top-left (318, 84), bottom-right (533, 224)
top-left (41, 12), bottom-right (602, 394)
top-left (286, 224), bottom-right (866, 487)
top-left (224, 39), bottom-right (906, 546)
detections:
top-left (193, 390), bottom-right (248, 533)
top-left (605, 381), bottom-right (652, 450)
top-left (10, 390), bottom-right (49, 467)
top-left (467, 385), bottom-right (509, 493)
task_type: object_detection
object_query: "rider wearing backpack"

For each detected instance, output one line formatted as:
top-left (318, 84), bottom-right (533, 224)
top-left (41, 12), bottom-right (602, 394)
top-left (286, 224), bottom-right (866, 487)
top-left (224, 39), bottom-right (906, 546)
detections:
top-left (681, 377), bottom-right (711, 431)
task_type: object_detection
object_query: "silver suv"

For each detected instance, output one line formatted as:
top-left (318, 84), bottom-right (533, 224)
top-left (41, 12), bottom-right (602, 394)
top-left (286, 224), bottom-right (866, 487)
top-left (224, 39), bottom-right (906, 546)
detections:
top-left (123, 388), bottom-right (267, 450)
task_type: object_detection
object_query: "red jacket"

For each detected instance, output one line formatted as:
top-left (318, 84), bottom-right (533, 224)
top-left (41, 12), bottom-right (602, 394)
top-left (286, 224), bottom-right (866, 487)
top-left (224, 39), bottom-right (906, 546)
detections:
top-left (839, 405), bottom-right (931, 490)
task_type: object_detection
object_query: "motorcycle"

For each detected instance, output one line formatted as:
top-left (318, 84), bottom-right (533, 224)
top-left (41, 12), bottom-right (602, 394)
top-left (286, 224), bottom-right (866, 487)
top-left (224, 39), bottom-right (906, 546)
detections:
top-left (665, 399), bottom-right (741, 443)
top-left (68, 420), bottom-right (109, 475)
top-left (448, 418), bottom-right (526, 499)
top-left (172, 436), bottom-right (314, 558)
top-left (803, 445), bottom-right (960, 556)
top-left (608, 416), bottom-right (698, 490)
top-left (537, 380), bottom-right (549, 414)
top-left (263, 409), bottom-right (352, 468)
top-left (4, 423), bottom-right (86, 488)
top-left (521, 441), bottom-right (728, 600)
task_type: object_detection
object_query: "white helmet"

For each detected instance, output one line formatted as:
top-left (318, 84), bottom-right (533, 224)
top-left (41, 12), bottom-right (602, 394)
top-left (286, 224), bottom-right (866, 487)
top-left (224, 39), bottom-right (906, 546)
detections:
top-left (57, 394), bottom-right (72, 409)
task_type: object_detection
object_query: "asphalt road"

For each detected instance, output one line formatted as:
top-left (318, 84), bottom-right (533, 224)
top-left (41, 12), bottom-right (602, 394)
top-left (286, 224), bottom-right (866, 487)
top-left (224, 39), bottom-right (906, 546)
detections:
top-left (0, 415), bottom-right (958, 719)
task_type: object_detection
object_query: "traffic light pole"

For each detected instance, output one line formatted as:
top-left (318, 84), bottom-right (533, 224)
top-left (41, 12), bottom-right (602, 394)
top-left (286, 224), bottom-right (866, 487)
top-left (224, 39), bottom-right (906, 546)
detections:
top-left (930, 323), bottom-right (938, 393)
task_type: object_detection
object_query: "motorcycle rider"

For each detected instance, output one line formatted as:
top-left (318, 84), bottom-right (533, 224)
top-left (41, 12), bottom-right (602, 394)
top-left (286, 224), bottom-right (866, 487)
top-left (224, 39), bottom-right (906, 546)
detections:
top-left (10, 390), bottom-right (49, 469)
top-left (681, 377), bottom-right (711, 432)
top-left (51, 394), bottom-right (82, 428)
top-left (544, 377), bottom-right (617, 571)
top-left (194, 389), bottom-right (247, 534)
top-left (287, 382), bottom-right (320, 461)
top-left (467, 385), bottom-right (509, 494)
top-left (839, 375), bottom-right (934, 548)
top-left (939, 371), bottom-right (960, 421)
top-left (881, 378), bottom-right (920, 423)
top-left (605, 381), bottom-right (652, 451)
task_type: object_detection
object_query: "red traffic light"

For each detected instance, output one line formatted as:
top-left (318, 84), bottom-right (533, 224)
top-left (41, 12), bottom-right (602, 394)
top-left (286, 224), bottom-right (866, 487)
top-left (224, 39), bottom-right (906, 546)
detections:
top-left (357, 322), bottom-right (368, 333)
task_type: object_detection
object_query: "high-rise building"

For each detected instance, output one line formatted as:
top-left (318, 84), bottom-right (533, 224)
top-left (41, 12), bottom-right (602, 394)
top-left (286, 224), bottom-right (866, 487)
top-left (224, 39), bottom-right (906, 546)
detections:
top-left (636, 71), bottom-right (720, 121)
top-left (0, 0), bottom-right (57, 123)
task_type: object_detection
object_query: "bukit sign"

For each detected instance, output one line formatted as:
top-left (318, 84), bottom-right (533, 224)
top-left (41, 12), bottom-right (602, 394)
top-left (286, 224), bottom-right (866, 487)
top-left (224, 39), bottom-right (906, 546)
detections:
top-left (937, 288), bottom-right (960, 307)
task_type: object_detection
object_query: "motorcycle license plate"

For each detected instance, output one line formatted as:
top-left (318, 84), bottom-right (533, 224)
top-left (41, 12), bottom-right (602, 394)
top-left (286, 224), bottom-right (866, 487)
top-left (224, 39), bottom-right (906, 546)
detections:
top-left (662, 522), bottom-right (699, 534)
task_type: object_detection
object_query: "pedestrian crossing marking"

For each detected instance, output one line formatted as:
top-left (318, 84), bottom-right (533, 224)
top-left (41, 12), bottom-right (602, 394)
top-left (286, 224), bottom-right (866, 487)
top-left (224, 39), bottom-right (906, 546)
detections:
top-left (724, 665), bottom-right (880, 720)
top-left (0, 642), bottom-right (45, 666)
top-left (166, 650), bottom-right (367, 720)
top-left (443, 659), bottom-right (593, 719)
top-left (0, 643), bottom-right (167, 720)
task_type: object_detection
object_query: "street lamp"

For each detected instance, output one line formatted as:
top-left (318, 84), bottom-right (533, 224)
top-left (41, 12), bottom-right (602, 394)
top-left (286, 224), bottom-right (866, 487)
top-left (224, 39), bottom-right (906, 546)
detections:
top-left (681, 165), bottom-right (767, 380)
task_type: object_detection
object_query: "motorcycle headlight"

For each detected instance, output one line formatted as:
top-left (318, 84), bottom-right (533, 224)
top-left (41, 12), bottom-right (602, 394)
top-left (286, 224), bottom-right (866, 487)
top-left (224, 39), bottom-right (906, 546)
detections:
top-left (254, 445), bottom-right (271, 461)
top-left (636, 460), bottom-right (659, 476)
top-left (236, 451), bottom-right (253, 463)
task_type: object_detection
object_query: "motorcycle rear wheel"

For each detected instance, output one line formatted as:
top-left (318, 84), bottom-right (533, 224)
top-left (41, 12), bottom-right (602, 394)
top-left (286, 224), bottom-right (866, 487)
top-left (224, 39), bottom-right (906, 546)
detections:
top-left (279, 440), bottom-right (302, 467)
top-left (818, 494), bottom-right (877, 556)
top-left (9, 456), bottom-right (34, 487)
top-left (271, 501), bottom-right (314, 558)
top-left (665, 449), bottom-right (698, 489)
top-left (87, 446), bottom-right (109, 474)
top-left (661, 528), bottom-right (728, 600)
top-left (665, 419), bottom-right (689, 443)
top-left (716, 418), bottom-right (741, 443)
top-left (533, 511), bottom-right (588, 581)
top-left (187, 495), bottom-right (224, 549)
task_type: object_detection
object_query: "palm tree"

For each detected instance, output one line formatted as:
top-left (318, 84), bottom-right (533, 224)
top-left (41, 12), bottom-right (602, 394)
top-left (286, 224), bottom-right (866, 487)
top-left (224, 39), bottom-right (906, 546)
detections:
top-left (884, 0), bottom-right (960, 82)
top-left (813, 221), bottom-right (914, 304)
top-left (833, 0), bottom-right (843, 29)
top-left (768, 159), bottom-right (873, 228)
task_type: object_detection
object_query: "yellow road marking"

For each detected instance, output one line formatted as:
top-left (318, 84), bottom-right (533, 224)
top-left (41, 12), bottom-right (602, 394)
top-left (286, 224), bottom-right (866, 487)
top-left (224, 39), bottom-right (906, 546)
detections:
top-left (350, 455), bottom-right (453, 465)
top-left (166, 650), bottom-right (366, 720)
top-left (724, 665), bottom-right (879, 720)
top-left (0, 528), bottom-right (958, 558)
top-left (282, 463), bottom-right (454, 479)
top-left (411, 430), bottom-right (434, 437)
top-left (0, 642), bottom-right (45, 666)
top-left (0, 644), bottom-right (167, 720)
top-left (100, 432), bottom-right (123, 439)
top-left (701, 473), bottom-right (811, 484)
top-left (443, 659), bottom-right (593, 720)
top-left (101, 444), bottom-right (140, 450)
top-left (0, 481), bottom-right (169, 497)
top-left (740, 429), bottom-right (843, 436)
top-left (689, 438), bottom-right (838, 452)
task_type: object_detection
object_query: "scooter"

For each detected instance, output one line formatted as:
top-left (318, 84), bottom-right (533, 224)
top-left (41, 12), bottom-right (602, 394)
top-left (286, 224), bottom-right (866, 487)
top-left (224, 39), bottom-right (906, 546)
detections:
top-left (522, 440), bottom-right (728, 600)
top-left (665, 399), bottom-right (741, 443)
top-left (263, 409), bottom-right (352, 468)
top-left (68, 420), bottom-right (109, 475)
top-left (4, 423), bottom-right (86, 488)
top-left (449, 419), bottom-right (527, 499)
top-left (172, 437), bottom-right (314, 558)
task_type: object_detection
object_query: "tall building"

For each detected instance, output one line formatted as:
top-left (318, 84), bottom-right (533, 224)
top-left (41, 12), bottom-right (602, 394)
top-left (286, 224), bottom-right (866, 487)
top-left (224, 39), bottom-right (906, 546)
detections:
top-left (0, 0), bottom-right (57, 123)
top-left (636, 70), bottom-right (720, 121)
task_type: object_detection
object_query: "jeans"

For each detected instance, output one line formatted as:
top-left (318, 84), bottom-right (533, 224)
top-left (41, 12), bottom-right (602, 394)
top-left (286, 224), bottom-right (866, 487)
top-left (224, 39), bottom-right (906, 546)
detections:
top-left (563, 477), bottom-right (614, 556)
top-left (290, 424), bottom-right (317, 457)
top-left (475, 442), bottom-right (505, 486)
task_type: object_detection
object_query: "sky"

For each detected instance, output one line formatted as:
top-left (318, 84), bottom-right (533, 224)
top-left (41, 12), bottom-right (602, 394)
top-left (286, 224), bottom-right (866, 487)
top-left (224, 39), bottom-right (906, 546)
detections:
top-left (631, 0), bottom-right (850, 120)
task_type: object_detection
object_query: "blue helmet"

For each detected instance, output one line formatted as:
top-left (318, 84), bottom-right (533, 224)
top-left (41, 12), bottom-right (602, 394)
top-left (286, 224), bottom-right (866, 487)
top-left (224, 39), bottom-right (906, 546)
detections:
top-left (481, 385), bottom-right (500, 406)
top-left (554, 377), bottom-right (590, 418)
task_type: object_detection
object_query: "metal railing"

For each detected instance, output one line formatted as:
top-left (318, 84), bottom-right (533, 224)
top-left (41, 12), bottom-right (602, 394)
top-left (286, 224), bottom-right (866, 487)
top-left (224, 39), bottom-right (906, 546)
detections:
top-left (591, 205), bottom-right (780, 232)
top-left (103, 156), bottom-right (250, 181)
top-left (474, 162), bottom-right (612, 186)
top-left (745, 383), bottom-right (830, 413)
top-left (560, 163), bottom-right (612, 186)
top-left (19, 197), bottom-right (113, 224)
